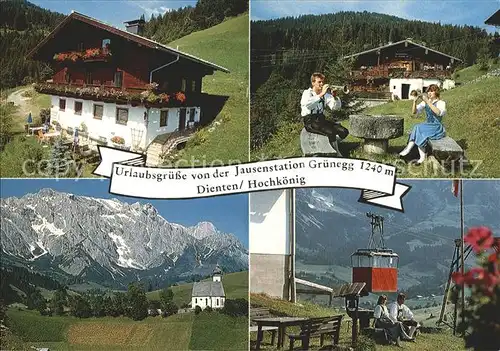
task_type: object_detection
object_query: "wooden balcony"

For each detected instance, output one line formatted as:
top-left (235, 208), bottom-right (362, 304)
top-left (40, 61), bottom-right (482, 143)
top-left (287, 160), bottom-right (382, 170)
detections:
top-left (33, 82), bottom-right (193, 108)
top-left (350, 69), bottom-right (453, 80)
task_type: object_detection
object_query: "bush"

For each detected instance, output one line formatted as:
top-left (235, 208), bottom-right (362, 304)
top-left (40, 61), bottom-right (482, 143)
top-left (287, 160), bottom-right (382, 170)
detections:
top-left (452, 227), bottom-right (500, 350)
top-left (220, 299), bottom-right (248, 317)
top-left (205, 306), bottom-right (213, 313)
top-left (194, 305), bottom-right (202, 315)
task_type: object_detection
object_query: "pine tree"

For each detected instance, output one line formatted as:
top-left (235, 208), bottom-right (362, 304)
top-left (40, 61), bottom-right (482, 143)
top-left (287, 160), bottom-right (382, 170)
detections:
top-left (476, 41), bottom-right (491, 71)
top-left (324, 57), bottom-right (365, 121)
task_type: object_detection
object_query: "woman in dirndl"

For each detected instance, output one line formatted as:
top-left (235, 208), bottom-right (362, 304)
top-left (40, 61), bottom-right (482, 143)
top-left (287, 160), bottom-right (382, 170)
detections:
top-left (399, 84), bottom-right (446, 164)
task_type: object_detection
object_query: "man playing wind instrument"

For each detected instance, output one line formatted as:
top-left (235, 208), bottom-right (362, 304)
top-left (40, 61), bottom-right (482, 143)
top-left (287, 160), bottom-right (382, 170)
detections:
top-left (301, 72), bottom-right (349, 154)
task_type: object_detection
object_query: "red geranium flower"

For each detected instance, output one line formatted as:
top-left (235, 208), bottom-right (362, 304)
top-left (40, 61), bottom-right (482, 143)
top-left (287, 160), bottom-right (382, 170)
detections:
top-left (175, 92), bottom-right (186, 103)
top-left (464, 226), bottom-right (494, 253)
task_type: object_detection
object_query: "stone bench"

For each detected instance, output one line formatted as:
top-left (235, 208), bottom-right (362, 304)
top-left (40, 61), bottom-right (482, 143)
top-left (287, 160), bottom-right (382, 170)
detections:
top-left (349, 115), bottom-right (404, 154)
top-left (300, 128), bottom-right (341, 156)
top-left (428, 136), bottom-right (464, 163)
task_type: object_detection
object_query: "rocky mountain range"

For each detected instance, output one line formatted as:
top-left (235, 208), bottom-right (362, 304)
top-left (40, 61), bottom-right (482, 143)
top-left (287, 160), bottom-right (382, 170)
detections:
top-left (0, 189), bottom-right (248, 289)
top-left (295, 180), bottom-right (500, 296)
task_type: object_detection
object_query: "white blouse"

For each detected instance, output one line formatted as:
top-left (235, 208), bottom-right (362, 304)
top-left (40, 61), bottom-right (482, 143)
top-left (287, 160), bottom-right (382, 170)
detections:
top-left (416, 99), bottom-right (446, 117)
top-left (374, 304), bottom-right (390, 320)
top-left (300, 88), bottom-right (342, 116)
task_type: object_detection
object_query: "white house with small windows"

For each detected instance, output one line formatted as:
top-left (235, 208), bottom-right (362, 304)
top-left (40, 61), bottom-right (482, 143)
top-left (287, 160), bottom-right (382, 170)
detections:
top-left (191, 265), bottom-right (226, 310)
top-left (50, 96), bottom-right (200, 151)
top-left (27, 11), bottom-right (229, 157)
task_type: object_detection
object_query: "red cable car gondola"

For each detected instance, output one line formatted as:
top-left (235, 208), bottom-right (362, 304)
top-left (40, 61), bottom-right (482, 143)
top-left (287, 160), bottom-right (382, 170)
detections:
top-left (351, 212), bottom-right (399, 294)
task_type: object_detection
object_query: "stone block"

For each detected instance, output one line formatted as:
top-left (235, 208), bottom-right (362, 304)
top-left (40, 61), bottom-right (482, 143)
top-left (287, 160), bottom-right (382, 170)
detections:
top-left (300, 128), bottom-right (336, 156)
top-left (349, 115), bottom-right (404, 140)
top-left (428, 136), bottom-right (463, 161)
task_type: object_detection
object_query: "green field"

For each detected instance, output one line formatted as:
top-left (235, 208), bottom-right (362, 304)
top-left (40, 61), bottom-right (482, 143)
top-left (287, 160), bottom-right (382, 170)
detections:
top-left (251, 63), bottom-right (500, 178)
top-left (146, 271), bottom-right (249, 305)
top-left (168, 13), bottom-right (249, 165)
top-left (3, 271), bottom-right (249, 350)
top-left (250, 293), bottom-right (468, 351)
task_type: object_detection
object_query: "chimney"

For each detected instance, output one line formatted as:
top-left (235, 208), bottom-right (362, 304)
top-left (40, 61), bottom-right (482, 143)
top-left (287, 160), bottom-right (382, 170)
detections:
top-left (124, 18), bottom-right (145, 36)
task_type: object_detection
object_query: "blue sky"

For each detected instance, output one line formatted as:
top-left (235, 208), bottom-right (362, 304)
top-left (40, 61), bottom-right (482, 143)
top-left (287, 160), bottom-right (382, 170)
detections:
top-left (0, 178), bottom-right (249, 248)
top-left (30, 0), bottom-right (198, 29)
top-left (251, 0), bottom-right (500, 34)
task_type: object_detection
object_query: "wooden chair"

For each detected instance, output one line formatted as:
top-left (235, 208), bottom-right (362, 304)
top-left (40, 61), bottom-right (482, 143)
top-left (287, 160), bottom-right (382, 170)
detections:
top-left (36, 130), bottom-right (48, 144)
top-left (287, 315), bottom-right (343, 350)
top-left (250, 307), bottom-right (278, 347)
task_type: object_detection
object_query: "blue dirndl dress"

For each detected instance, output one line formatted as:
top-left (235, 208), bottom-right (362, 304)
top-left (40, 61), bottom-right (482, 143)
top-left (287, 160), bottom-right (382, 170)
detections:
top-left (409, 102), bottom-right (445, 147)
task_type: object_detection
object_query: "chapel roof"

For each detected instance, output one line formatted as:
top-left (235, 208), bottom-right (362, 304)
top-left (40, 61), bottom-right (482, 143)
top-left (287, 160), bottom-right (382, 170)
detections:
top-left (192, 281), bottom-right (225, 297)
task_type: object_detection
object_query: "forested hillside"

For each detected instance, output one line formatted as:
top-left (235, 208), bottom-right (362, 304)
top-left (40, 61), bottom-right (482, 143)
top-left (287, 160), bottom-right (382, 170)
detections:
top-left (0, 0), bottom-right (64, 89)
top-left (143, 0), bottom-right (248, 43)
top-left (0, 0), bottom-right (248, 89)
top-left (250, 11), bottom-right (499, 151)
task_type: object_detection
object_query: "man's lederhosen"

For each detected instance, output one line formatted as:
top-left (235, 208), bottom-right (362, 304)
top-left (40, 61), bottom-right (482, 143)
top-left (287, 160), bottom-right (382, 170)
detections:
top-left (303, 96), bottom-right (326, 132)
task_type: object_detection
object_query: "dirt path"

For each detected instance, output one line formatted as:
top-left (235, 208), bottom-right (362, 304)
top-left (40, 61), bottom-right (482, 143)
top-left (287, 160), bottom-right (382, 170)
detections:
top-left (6, 87), bottom-right (32, 119)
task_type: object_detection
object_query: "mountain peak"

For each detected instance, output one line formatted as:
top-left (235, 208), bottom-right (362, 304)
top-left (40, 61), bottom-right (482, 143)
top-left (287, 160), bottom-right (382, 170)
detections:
top-left (190, 221), bottom-right (217, 239)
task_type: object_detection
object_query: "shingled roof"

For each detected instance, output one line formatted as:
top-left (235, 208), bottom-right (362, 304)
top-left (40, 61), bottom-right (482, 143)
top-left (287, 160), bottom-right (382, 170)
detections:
top-left (26, 11), bottom-right (229, 73)
top-left (485, 9), bottom-right (500, 26)
top-left (192, 281), bottom-right (225, 297)
top-left (343, 39), bottom-right (463, 63)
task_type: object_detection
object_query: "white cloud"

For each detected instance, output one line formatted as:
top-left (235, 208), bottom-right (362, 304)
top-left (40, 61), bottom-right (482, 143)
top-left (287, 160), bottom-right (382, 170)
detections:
top-left (126, 1), bottom-right (177, 19)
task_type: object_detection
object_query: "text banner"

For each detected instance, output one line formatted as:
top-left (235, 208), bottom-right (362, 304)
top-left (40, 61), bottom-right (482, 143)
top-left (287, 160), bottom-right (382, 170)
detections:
top-left (94, 146), bottom-right (411, 212)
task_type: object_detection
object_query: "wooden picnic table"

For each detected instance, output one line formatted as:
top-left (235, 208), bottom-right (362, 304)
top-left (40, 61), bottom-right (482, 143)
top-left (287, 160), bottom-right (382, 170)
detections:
top-left (253, 316), bottom-right (308, 350)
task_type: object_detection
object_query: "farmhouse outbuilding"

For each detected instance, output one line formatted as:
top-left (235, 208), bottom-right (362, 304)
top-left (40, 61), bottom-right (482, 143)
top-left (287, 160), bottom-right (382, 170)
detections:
top-left (26, 11), bottom-right (229, 160)
top-left (343, 39), bottom-right (463, 100)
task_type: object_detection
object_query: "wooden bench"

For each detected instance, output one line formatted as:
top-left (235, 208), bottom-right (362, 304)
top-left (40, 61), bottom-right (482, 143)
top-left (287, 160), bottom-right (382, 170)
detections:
top-left (428, 136), bottom-right (464, 163)
top-left (287, 315), bottom-right (343, 350)
top-left (250, 307), bottom-right (278, 346)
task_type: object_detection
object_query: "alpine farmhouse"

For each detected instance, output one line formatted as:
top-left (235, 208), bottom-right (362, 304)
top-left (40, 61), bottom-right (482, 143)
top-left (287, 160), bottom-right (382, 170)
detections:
top-left (343, 39), bottom-right (463, 100)
top-left (27, 11), bottom-right (229, 163)
top-left (191, 265), bottom-right (226, 310)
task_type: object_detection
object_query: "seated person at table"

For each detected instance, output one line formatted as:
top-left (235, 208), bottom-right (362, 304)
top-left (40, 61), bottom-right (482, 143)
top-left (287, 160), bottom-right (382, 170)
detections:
top-left (374, 295), bottom-right (414, 346)
top-left (388, 293), bottom-right (421, 338)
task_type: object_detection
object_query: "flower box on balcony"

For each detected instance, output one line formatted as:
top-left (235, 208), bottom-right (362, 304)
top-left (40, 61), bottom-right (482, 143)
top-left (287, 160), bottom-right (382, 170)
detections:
top-left (53, 47), bottom-right (112, 63)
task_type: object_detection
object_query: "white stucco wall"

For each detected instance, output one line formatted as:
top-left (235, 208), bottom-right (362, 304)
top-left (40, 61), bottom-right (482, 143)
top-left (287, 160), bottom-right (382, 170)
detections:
top-left (389, 78), bottom-right (423, 100)
top-left (422, 78), bottom-right (442, 90)
top-left (249, 190), bottom-right (291, 255)
top-left (442, 79), bottom-right (455, 90)
top-left (50, 95), bottom-right (201, 151)
top-left (191, 296), bottom-right (225, 310)
top-left (145, 107), bottom-right (200, 146)
top-left (390, 78), bottom-right (445, 100)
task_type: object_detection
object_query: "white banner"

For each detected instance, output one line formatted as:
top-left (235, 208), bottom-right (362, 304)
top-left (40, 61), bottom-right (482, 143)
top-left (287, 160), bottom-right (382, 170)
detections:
top-left (93, 146), bottom-right (411, 212)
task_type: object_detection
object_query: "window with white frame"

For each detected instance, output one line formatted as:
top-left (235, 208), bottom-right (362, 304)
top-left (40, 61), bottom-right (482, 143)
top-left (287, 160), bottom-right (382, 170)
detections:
top-left (93, 104), bottom-right (103, 120)
top-left (116, 108), bottom-right (128, 125)
top-left (74, 101), bottom-right (82, 115)
top-left (160, 110), bottom-right (168, 127)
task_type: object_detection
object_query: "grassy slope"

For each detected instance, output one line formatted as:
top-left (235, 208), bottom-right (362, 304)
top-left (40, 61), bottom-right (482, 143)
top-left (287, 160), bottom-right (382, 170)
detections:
top-left (364, 75), bottom-right (500, 178)
top-left (146, 271), bottom-right (249, 305)
top-left (251, 63), bottom-right (500, 178)
top-left (189, 312), bottom-right (248, 351)
top-left (7, 270), bottom-right (249, 351)
top-left (168, 13), bottom-right (249, 164)
top-left (250, 293), bottom-right (467, 351)
top-left (6, 308), bottom-right (194, 350)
